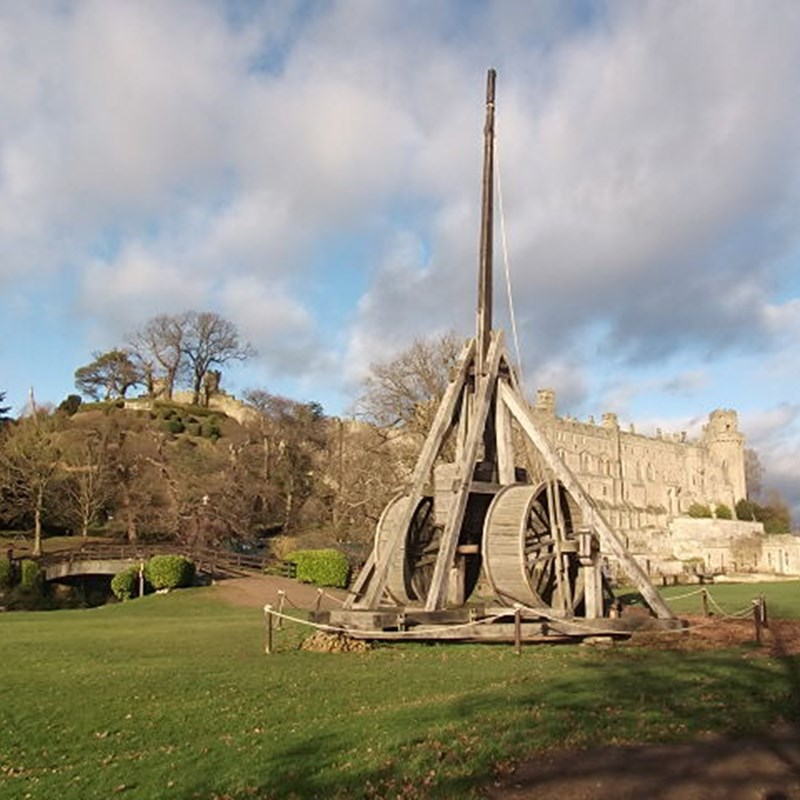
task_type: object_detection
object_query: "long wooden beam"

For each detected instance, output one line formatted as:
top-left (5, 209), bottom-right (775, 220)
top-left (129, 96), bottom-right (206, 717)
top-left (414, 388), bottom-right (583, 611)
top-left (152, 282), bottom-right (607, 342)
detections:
top-left (352, 338), bottom-right (477, 609)
top-left (425, 331), bottom-right (505, 611)
top-left (498, 381), bottom-right (674, 619)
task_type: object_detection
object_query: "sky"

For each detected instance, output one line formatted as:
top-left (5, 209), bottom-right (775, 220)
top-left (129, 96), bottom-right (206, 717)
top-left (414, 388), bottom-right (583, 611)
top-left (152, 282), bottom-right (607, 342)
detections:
top-left (0, 1), bottom-right (798, 523)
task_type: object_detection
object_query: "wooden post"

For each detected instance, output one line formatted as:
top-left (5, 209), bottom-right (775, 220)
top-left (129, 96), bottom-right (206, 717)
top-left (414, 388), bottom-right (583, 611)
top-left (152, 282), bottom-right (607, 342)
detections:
top-left (760, 594), bottom-right (769, 629)
top-left (701, 588), bottom-right (710, 618)
top-left (752, 599), bottom-right (762, 646)
top-left (264, 604), bottom-right (274, 655)
top-left (276, 590), bottom-right (286, 630)
top-left (315, 588), bottom-right (324, 614)
top-left (514, 607), bottom-right (522, 655)
top-left (138, 561), bottom-right (145, 597)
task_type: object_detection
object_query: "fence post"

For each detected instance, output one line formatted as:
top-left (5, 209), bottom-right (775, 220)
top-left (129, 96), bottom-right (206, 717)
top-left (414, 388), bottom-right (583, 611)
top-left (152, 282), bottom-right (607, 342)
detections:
top-left (701, 588), bottom-right (710, 618)
top-left (514, 607), bottom-right (522, 656)
top-left (264, 604), bottom-right (274, 655)
top-left (276, 591), bottom-right (286, 630)
top-left (315, 589), bottom-right (324, 614)
top-left (760, 594), bottom-right (769, 629)
top-left (752, 599), bottom-right (763, 646)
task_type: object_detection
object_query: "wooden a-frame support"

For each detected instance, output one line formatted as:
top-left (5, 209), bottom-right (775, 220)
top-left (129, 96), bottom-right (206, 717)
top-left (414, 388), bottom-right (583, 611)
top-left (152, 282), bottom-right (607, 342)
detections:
top-left (345, 69), bottom-right (673, 622)
top-left (346, 329), bottom-right (674, 620)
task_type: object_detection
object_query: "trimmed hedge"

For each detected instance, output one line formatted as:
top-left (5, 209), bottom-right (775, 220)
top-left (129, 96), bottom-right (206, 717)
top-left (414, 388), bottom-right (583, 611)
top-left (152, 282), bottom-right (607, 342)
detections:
top-left (688, 503), bottom-right (712, 519)
top-left (715, 503), bottom-right (733, 520)
top-left (20, 559), bottom-right (42, 591)
top-left (286, 549), bottom-right (350, 588)
top-left (145, 555), bottom-right (195, 590)
top-left (111, 567), bottom-right (140, 600)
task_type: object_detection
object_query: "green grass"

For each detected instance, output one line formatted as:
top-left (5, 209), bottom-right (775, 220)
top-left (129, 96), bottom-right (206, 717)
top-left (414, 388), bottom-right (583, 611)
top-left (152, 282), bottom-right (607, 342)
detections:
top-left (621, 580), bottom-right (800, 619)
top-left (1, 588), bottom-right (799, 800)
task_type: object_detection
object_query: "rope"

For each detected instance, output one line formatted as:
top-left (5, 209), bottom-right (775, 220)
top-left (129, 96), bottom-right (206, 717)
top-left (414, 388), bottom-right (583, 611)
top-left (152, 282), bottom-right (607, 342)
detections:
top-left (661, 588), bottom-right (706, 602)
top-left (495, 124), bottom-right (525, 387)
top-left (263, 604), bottom-right (509, 639)
top-left (265, 587), bottom-right (763, 644)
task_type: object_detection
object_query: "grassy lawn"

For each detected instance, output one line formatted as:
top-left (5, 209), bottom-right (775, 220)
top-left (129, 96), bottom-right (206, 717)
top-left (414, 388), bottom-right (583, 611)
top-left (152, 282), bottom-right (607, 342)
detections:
top-left (1, 588), bottom-right (799, 800)
top-left (624, 580), bottom-right (800, 619)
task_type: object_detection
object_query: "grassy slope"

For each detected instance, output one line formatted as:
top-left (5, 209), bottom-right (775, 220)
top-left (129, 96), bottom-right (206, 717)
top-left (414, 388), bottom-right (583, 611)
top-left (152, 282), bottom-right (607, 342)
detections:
top-left (1, 588), bottom-right (799, 800)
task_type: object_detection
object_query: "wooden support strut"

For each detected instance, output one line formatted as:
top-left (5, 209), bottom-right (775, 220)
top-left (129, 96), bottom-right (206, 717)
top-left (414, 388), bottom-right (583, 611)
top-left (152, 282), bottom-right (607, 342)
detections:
top-left (424, 331), bottom-right (505, 611)
top-left (349, 339), bottom-right (477, 609)
top-left (497, 380), bottom-right (674, 620)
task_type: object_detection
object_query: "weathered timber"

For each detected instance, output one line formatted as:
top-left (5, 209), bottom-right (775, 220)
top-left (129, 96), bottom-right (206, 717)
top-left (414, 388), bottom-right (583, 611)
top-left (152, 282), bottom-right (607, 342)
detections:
top-left (348, 338), bottom-right (476, 609)
top-left (498, 381), bottom-right (674, 619)
top-left (424, 331), bottom-right (505, 611)
top-left (346, 68), bottom-right (678, 642)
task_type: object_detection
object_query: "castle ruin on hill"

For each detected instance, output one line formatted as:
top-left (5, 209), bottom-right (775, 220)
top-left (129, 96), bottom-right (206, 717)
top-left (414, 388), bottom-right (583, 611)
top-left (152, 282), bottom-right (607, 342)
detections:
top-left (532, 389), bottom-right (799, 579)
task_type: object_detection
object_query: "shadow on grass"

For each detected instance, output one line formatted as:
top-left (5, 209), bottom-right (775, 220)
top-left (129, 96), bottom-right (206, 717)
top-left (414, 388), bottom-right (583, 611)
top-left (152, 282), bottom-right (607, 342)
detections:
top-left (183, 639), bottom-right (800, 799)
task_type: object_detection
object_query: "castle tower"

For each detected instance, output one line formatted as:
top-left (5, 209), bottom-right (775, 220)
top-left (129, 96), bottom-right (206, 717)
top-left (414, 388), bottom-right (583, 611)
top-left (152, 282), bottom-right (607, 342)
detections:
top-left (702, 409), bottom-right (746, 507)
top-left (533, 388), bottom-right (556, 417)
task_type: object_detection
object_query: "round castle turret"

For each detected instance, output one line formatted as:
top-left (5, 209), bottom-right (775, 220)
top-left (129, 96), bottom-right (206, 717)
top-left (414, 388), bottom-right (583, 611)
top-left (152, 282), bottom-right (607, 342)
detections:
top-left (702, 409), bottom-right (746, 504)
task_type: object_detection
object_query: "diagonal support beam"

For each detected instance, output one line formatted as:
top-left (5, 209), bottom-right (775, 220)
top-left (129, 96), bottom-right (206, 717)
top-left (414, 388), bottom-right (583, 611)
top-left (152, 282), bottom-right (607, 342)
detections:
top-left (425, 331), bottom-right (505, 611)
top-left (498, 381), bottom-right (674, 620)
top-left (348, 339), bottom-right (477, 609)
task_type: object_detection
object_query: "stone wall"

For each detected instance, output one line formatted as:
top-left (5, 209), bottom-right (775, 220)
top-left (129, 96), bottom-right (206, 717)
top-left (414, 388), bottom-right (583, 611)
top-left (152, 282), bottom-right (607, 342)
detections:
top-left (532, 389), bottom-right (798, 578)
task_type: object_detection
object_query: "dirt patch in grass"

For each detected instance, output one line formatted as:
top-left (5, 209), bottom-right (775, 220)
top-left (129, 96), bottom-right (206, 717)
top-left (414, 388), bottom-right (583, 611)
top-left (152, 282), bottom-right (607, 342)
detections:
top-left (628, 614), bottom-right (800, 657)
top-left (486, 723), bottom-right (800, 800)
top-left (211, 573), bottom-right (347, 611)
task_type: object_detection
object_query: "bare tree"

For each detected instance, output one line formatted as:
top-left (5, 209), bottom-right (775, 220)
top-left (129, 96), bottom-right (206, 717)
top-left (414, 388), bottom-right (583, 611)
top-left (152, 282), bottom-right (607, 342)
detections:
top-left (62, 428), bottom-right (112, 538)
top-left (744, 448), bottom-right (764, 501)
top-left (0, 415), bottom-right (61, 555)
top-left (244, 390), bottom-right (327, 535)
top-left (128, 314), bottom-right (187, 399)
top-left (355, 331), bottom-right (463, 433)
top-left (183, 312), bottom-right (255, 405)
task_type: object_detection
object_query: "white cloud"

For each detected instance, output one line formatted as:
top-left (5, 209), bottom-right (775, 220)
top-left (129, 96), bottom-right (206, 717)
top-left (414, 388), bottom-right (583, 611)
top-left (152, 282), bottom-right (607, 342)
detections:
top-left (0, 0), bottom-right (798, 520)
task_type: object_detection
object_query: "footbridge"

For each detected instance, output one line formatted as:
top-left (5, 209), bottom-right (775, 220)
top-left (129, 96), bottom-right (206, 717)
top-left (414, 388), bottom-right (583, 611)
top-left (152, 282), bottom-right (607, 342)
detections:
top-left (37, 543), bottom-right (284, 582)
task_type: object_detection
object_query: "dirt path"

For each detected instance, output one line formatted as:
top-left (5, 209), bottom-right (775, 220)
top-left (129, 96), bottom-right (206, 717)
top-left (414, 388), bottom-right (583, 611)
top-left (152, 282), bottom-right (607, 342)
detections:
top-left (211, 573), bottom-right (347, 611)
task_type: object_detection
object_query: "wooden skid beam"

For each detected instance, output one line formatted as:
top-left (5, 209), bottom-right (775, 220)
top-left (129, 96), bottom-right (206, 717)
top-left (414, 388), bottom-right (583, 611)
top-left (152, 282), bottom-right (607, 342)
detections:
top-left (424, 331), bottom-right (505, 611)
top-left (349, 338), bottom-right (476, 609)
top-left (498, 381), bottom-right (674, 620)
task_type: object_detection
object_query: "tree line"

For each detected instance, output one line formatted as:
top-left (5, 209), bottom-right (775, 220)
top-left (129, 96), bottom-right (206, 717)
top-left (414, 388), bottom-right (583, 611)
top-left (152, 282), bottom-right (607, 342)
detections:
top-left (74, 311), bottom-right (254, 405)
top-left (0, 330), bottom-right (793, 559)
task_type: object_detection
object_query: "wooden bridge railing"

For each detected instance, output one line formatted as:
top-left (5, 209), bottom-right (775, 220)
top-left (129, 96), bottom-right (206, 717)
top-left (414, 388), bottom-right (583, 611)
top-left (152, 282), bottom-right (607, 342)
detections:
top-left (32, 543), bottom-right (296, 579)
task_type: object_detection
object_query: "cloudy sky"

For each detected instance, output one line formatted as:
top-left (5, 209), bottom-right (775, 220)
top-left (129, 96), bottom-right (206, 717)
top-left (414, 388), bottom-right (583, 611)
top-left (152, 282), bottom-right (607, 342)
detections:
top-left (1, 1), bottom-right (798, 522)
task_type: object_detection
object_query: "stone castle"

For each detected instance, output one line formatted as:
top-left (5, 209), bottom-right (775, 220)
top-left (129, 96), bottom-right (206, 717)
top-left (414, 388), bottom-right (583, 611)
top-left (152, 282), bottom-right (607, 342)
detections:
top-left (532, 389), bottom-right (799, 579)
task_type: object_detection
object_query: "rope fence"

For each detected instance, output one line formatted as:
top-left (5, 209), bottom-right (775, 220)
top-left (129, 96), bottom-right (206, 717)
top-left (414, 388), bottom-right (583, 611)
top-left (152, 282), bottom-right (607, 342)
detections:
top-left (260, 585), bottom-right (772, 654)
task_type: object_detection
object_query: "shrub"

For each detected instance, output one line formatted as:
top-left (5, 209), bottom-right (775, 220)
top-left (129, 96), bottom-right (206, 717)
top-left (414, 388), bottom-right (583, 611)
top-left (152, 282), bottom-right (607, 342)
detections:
top-left (688, 503), bottom-right (712, 519)
top-left (736, 498), bottom-right (757, 520)
top-left (715, 503), bottom-right (733, 520)
top-left (201, 416), bottom-right (221, 440)
top-left (20, 559), bottom-right (43, 591)
top-left (0, 557), bottom-right (14, 589)
top-left (145, 555), bottom-right (195, 590)
top-left (184, 422), bottom-right (201, 437)
top-left (164, 419), bottom-right (185, 434)
top-left (111, 567), bottom-right (140, 600)
top-left (286, 549), bottom-right (350, 588)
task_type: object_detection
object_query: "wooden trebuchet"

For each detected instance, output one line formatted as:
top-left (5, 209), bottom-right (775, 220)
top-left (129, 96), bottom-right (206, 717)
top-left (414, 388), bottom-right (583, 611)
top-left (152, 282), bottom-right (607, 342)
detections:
top-left (335, 68), bottom-right (676, 637)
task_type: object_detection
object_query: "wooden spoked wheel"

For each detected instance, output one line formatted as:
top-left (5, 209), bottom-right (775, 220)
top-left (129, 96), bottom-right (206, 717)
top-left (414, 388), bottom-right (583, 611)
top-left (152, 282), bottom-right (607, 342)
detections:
top-left (375, 494), bottom-right (440, 605)
top-left (482, 481), bottom-right (581, 607)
